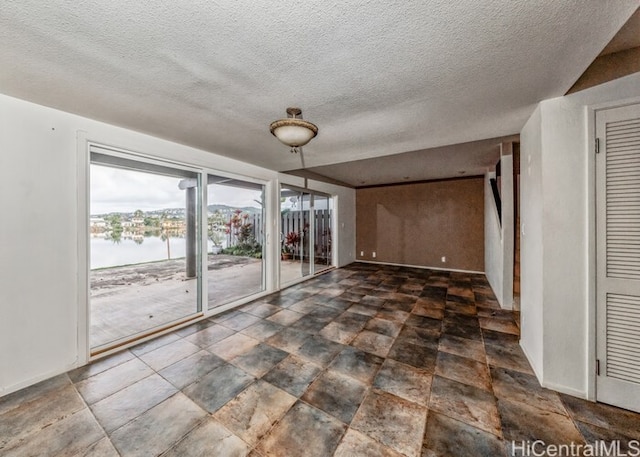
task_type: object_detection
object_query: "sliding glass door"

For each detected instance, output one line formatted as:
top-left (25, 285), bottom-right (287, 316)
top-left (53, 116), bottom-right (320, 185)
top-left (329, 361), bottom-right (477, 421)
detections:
top-left (280, 186), bottom-right (333, 285)
top-left (206, 174), bottom-right (265, 309)
top-left (89, 149), bottom-right (201, 352)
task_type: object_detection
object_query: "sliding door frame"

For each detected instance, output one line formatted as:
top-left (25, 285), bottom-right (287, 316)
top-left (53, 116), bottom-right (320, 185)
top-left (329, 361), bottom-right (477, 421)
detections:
top-left (78, 138), bottom-right (275, 363)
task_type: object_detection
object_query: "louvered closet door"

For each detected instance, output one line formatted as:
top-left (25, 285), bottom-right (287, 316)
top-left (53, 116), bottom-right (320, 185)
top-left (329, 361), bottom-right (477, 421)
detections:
top-left (596, 103), bottom-right (640, 413)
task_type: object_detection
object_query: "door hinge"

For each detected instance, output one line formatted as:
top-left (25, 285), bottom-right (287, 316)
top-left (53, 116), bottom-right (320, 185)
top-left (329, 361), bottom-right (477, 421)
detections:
top-left (596, 359), bottom-right (600, 376)
top-left (595, 138), bottom-right (600, 154)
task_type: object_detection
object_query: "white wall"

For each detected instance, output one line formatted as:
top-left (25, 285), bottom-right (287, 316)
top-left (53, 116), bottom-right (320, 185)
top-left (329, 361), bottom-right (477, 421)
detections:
top-left (520, 105), bottom-right (544, 380)
top-left (484, 171), bottom-right (504, 303)
top-left (484, 144), bottom-right (514, 309)
top-left (0, 94), bottom-right (355, 396)
top-left (519, 72), bottom-right (640, 397)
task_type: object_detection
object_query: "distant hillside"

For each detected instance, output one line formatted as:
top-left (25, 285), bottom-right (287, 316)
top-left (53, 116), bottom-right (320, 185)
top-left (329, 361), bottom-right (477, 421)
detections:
top-left (92, 204), bottom-right (261, 218)
top-left (207, 204), bottom-right (262, 214)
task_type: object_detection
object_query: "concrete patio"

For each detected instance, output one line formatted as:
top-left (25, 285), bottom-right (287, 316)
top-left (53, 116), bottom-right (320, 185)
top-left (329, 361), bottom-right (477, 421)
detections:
top-left (90, 255), bottom-right (328, 349)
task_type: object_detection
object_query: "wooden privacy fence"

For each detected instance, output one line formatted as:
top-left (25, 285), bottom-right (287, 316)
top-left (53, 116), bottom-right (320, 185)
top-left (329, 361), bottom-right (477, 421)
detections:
top-left (244, 210), bottom-right (332, 258)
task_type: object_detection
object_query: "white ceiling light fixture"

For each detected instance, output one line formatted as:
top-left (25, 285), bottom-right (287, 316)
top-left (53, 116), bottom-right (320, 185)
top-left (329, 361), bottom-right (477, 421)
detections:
top-left (270, 107), bottom-right (318, 154)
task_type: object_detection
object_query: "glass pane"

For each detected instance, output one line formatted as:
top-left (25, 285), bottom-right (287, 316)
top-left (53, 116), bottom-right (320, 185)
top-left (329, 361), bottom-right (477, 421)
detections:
top-left (207, 175), bottom-right (264, 309)
top-left (281, 187), bottom-right (312, 284)
top-left (313, 195), bottom-right (333, 273)
top-left (90, 157), bottom-right (200, 351)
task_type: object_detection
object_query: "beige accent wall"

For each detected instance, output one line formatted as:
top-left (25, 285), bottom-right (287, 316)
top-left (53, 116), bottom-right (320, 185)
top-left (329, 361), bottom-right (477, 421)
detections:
top-left (356, 177), bottom-right (485, 271)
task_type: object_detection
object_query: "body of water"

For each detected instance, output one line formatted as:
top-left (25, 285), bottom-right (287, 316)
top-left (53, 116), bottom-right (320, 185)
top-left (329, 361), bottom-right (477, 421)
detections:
top-left (91, 236), bottom-right (208, 269)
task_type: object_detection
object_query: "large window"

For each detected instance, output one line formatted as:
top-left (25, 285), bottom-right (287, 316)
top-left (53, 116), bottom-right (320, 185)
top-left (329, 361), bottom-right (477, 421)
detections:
top-left (206, 175), bottom-right (265, 308)
top-left (90, 149), bottom-right (201, 352)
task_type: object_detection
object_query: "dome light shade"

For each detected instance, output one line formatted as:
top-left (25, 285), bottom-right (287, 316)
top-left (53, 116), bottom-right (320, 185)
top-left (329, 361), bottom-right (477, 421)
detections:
top-left (270, 108), bottom-right (318, 152)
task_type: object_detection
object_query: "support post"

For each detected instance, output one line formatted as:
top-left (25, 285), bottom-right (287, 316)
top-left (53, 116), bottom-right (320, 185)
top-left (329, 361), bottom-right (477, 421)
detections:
top-left (186, 187), bottom-right (197, 278)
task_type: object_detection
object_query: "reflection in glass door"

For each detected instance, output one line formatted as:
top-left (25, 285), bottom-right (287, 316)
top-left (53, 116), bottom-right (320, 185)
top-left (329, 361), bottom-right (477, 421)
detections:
top-left (280, 186), bottom-right (333, 285)
top-left (89, 149), bottom-right (201, 352)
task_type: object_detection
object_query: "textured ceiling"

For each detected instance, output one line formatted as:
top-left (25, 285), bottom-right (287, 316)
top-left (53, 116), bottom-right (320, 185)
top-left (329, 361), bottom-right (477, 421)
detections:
top-left (1, 1), bottom-right (637, 179)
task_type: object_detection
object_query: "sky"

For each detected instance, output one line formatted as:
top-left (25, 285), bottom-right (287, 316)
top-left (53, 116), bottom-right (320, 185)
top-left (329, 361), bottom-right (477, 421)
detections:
top-left (90, 164), bottom-right (263, 215)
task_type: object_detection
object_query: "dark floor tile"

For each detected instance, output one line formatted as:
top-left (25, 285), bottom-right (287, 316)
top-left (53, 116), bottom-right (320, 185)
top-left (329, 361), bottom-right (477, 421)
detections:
top-left (479, 317), bottom-right (519, 335)
top-left (109, 393), bottom-right (207, 457)
top-left (482, 328), bottom-right (519, 345)
top-left (382, 299), bottom-right (416, 313)
top-left (364, 317), bottom-right (403, 338)
top-left (1, 408), bottom-right (106, 457)
top-left (330, 346), bottom-right (384, 384)
top-left (575, 420), bottom-right (639, 453)
top-left (351, 330), bottom-right (396, 358)
top-left (412, 302), bottom-right (445, 320)
top-left (422, 411), bottom-right (507, 457)
top-left (130, 332), bottom-right (181, 356)
top-left (138, 339), bottom-right (201, 371)
top-left (0, 381), bottom-right (87, 449)
top-left (441, 321), bottom-right (482, 341)
top-left (207, 332), bottom-right (260, 360)
top-left (360, 295), bottom-right (386, 307)
top-left (162, 417), bottom-right (249, 456)
top-left (444, 301), bottom-right (477, 316)
top-left (240, 320), bottom-right (285, 341)
top-left (443, 311), bottom-right (479, 328)
top-left (159, 350), bottom-right (225, 389)
top-left (296, 335), bottom-right (346, 366)
top-left (318, 321), bottom-right (361, 344)
top-left (435, 351), bottom-right (492, 391)
top-left (420, 286), bottom-right (448, 300)
top-left (243, 302), bottom-right (282, 318)
top-left (0, 374), bottom-right (70, 415)
top-left (491, 366), bottom-right (565, 414)
top-left (256, 401), bottom-right (346, 457)
top-left (485, 342), bottom-right (533, 374)
top-left (373, 358), bottom-right (432, 406)
top-left (182, 363), bottom-right (255, 413)
top-left (396, 326), bottom-right (440, 349)
top-left (78, 436), bottom-right (120, 457)
top-left (438, 333), bottom-right (486, 362)
top-left (351, 389), bottom-right (428, 457)
top-left (405, 315), bottom-right (442, 332)
top-left (476, 307), bottom-right (515, 320)
top-left (324, 298), bottom-right (354, 312)
top-left (214, 380), bottom-right (296, 446)
top-left (289, 315), bottom-right (333, 334)
top-left (302, 369), bottom-right (368, 424)
top-left (267, 309), bottom-right (304, 326)
top-left (219, 311), bottom-right (263, 331)
top-left (173, 318), bottom-right (216, 337)
top-left (90, 373), bottom-right (177, 432)
top-left (334, 310), bottom-right (371, 328)
top-left (230, 343), bottom-right (288, 377)
top-left (76, 358), bottom-right (154, 404)
top-left (265, 327), bottom-right (312, 353)
top-left (499, 398), bottom-right (584, 456)
top-left (560, 394), bottom-right (640, 439)
top-left (375, 308), bottom-right (410, 323)
top-left (263, 354), bottom-right (322, 397)
top-left (334, 429), bottom-right (404, 457)
top-left (68, 350), bottom-right (135, 383)
top-left (388, 340), bottom-right (438, 372)
top-left (429, 375), bottom-right (501, 436)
